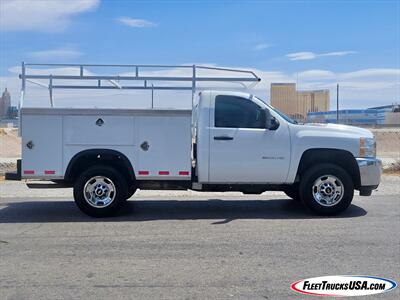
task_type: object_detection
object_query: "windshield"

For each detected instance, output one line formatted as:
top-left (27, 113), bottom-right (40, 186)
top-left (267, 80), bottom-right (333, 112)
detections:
top-left (254, 96), bottom-right (298, 124)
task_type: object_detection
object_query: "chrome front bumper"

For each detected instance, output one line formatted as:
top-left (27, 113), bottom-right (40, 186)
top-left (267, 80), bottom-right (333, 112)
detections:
top-left (356, 157), bottom-right (382, 187)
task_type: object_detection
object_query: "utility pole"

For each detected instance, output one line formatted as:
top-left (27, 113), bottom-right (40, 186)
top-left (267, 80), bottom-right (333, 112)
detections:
top-left (336, 84), bottom-right (339, 124)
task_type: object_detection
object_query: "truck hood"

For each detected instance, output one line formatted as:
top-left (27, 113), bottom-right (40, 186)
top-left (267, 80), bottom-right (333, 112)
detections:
top-left (301, 123), bottom-right (374, 138)
top-left (288, 122), bottom-right (373, 159)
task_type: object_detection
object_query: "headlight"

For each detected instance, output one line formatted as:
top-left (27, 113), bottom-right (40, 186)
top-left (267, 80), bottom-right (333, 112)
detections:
top-left (359, 137), bottom-right (376, 157)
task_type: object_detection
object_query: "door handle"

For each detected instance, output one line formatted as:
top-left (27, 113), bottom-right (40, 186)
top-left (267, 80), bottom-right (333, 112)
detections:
top-left (214, 136), bottom-right (234, 141)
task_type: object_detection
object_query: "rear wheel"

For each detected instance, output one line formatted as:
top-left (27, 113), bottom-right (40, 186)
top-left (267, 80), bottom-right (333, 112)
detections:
top-left (299, 164), bottom-right (354, 215)
top-left (73, 165), bottom-right (128, 217)
top-left (126, 187), bottom-right (137, 199)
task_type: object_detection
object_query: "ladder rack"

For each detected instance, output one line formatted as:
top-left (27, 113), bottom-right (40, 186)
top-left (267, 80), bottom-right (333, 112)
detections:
top-left (19, 62), bottom-right (261, 108)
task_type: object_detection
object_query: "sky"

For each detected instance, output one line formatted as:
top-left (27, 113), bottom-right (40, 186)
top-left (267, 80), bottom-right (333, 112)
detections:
top-left (0, 0), bottom-right (399, 109)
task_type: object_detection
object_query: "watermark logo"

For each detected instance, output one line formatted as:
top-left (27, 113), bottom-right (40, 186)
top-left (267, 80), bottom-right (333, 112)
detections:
top-left (291, 275), bottom-right (397, 297)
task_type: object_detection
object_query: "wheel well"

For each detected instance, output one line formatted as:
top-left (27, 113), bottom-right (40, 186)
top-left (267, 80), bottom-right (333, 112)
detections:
top-left (65, 149), bottom-right (135, 185)
top-left (297, 149), bottom-right (360, 188)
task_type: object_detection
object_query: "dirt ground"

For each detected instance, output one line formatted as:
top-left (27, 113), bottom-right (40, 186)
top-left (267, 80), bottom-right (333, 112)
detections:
top-left (0, 128), bottom-right (20, 158)
top-left (371, 128), bottom-right (400, 158)
top-left (0, 128), bottom-right (20, 175)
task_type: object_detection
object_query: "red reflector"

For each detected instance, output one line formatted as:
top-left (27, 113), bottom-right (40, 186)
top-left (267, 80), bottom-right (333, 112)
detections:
top-left (179, 171), bottom-right (190, 176)
top-left (138, 171), bottom-right (149, 175)
top-left (158, 171), bottom-right (169, 175)
top-left (44, 170), bottom-right (55, 175)
top-left (24, 170), bottom-right (35, 175)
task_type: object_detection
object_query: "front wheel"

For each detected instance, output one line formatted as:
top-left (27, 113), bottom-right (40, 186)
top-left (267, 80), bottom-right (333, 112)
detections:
top-left (283, 184), bottom-right (300, 201)
top-left (299, 164), bottom-right (354, 215)
top-left (73, 165), bottom-right (128, 217)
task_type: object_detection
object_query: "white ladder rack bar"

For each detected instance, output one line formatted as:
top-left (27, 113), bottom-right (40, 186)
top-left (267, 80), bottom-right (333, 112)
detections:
top-left (52, 85), bottom-right (194, 90)
top-left (21, 75), bottom-right (258, 81)
top-left (19, 62), bottom-right (261, 107)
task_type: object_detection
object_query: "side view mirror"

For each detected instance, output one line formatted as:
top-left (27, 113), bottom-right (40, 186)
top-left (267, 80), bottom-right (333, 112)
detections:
top-left (265, 109), bottom-right (280, 130)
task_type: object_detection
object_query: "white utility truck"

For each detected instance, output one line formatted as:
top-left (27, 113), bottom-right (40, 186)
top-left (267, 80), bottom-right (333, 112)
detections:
top-left (7, 63), bottom-right (382, 217)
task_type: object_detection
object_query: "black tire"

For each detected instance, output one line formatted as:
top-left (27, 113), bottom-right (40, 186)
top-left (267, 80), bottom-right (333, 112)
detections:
top-left (73, 165), bottom-right (128, 217)
top-left (299, 163), bottom-right (354, 216)
top-left (283, 184), bottom-right (300, 201)
top-left (126, 187), bottom-right (137, 199)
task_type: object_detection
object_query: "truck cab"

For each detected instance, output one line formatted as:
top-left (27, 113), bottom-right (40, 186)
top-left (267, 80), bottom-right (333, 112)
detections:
top-left (196, 91), bottom-right (291, 184)
top-left (196, 90), bottom-right (380, 209)
top-left (196, 90), bottom-right (381, 212)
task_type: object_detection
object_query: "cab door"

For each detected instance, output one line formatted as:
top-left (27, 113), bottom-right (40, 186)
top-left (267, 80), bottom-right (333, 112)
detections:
top-left (208, 94), bottom-right (291, 183)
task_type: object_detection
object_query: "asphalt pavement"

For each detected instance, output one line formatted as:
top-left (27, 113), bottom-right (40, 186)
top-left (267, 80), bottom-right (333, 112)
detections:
top-left (0, 190), bottom-right (399, 299)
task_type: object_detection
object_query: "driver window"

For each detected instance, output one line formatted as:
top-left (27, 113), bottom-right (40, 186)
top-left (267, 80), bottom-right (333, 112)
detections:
top-left (215, 95), bottom-right (265, 128)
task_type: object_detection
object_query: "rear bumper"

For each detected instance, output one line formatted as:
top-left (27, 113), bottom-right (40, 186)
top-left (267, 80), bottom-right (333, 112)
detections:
top-left (356, 157), bottom-right (382, 193)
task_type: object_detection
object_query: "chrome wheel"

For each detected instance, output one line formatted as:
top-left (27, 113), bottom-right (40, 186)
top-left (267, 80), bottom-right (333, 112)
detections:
top-left (312, 175), bottom-right (344, 207)
top-left (83, 176), bottom-right (116, 208)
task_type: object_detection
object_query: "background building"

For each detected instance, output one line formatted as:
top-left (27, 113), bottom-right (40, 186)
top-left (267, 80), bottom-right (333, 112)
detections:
top-left (307, 104), bottom-right (400, 125)
top-left (270, 83), bottom-right (329, 121)
top-left (307, 109), bottom-right (386, 125)
top-left (0, 88), bottom-right (11, 118)
top-left (269, 83), bottom-right (297, 117)
top-left (7, 106), bottom-right (19, 119)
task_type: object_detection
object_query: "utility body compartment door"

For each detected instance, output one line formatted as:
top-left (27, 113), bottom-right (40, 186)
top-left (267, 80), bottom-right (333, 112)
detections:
top-left (208, 94), bottom-right (291, 183)
top-left (21, 115), bottom-right (62, 178)
top-left (136, 115), bottom-right (192, 179)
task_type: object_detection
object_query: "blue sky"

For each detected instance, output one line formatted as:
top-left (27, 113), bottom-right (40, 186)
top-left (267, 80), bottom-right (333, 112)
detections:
top-left (0, 0), bottom-right (399, 109)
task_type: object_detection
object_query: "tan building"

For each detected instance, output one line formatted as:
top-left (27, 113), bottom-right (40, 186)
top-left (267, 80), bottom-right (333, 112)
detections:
top-left (270, 83), bottom-right (329, 121)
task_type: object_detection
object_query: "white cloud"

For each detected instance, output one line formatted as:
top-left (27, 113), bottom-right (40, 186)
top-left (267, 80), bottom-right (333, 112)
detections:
top-left (295, 68), bottom-right (400, 86)
top-left (320, 51), bottom-right (357, 57)
top-left (294, 68), bottom-right (400, 92)
top-left (341, 68), bottom-right (400, 79)
top-left (287, 52), bottom-right (317, 61)
top-left (8, 65), bottom-right (93, 76)
top-left (0, 0), bottom-right (99, 32)
top-left (253, 43), bottom-right (271, 51)
top-left (333, 81), bottom-right (397, 90)
top-left (287, 51), bottom-right (356, 61)
top-left (116, 17), bottom-right (156, 28)
top-left (29, 47), bottom-right (83, 61)
top-left (297, 70), bottom-right (336, 79)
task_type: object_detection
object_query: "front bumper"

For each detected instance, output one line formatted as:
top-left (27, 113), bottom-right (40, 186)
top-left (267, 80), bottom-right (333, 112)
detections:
top-left (356, 157), bottom-right (382, 193)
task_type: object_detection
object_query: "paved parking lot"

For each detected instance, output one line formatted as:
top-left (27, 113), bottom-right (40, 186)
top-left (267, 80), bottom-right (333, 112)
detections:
top-left (0, 180), bottom-right (399, 300)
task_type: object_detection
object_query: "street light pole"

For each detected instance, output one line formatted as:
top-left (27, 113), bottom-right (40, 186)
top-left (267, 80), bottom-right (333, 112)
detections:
top-left (336, 83), bottom-right (339, 124)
